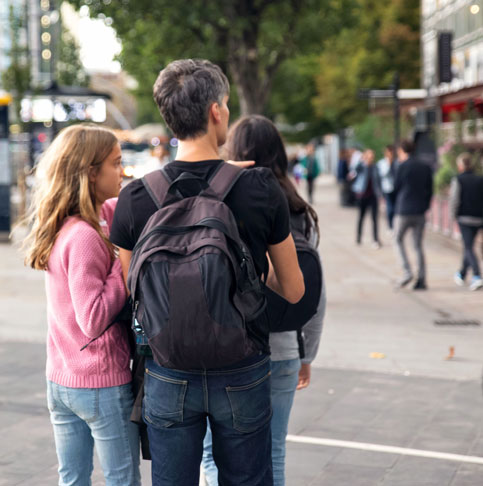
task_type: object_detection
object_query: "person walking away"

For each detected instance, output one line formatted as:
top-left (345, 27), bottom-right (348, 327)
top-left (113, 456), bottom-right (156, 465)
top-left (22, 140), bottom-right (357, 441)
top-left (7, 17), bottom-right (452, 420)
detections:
top-left (377, 144), bottom-right (397, 231)
top-left (201, 115), bottom-right (325, 486)
top-left (110, 59), bottom-right (305, 486)
top-left (351, 149), bottom-right (382, 249)
top-left (393, 139), bottom-right (433, 290)
top-left (449, 152), bottom-right (483, 291)
top-left (21, 124), bottom-right (140, 486)
top-left (300, 142), bottom-right (320, 204)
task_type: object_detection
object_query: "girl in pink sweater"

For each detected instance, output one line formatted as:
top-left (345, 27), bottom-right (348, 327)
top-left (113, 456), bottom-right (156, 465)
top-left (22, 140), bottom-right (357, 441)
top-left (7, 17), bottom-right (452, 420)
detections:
top-left (23, 124), bottom-right (140, 486)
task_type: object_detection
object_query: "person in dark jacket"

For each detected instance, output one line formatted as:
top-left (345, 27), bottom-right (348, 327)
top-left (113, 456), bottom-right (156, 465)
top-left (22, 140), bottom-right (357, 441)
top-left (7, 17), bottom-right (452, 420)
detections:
top-left (393, 140), bottom-right (433, 290)
top-left (351, 149), bottom-right (382, 249)
top-left (449, 153), bottom-right (483, 291)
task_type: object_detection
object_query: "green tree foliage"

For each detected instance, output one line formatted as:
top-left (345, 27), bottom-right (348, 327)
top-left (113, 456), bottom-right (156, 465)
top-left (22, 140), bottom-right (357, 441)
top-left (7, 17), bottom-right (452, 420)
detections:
top-left (313, 0), bottom-right (420, 131)
top-left (1, 5), bottom-right (30, 125)
top-left (69, 0), bottom-right (355, 125)
top-left (57, 25), bottom-right (89, 87)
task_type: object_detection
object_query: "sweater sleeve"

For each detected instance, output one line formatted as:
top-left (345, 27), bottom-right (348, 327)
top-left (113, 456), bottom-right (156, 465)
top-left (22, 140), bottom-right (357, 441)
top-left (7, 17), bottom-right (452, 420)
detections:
top-left (301, 261), bottom-right (326, 364)
top-left (63, 225), bottom-right (127, 339)
top-left (100, 197), bottom-right (118, 229)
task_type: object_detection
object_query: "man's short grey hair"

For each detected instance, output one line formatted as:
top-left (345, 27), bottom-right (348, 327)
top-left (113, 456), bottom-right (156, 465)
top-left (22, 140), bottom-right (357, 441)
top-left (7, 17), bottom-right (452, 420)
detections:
top-left (153, 59), bottom-right (230, 140)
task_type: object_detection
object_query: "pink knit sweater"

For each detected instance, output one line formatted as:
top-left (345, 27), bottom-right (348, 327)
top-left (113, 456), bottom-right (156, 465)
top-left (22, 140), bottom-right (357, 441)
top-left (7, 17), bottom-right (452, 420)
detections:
top-left (45, 198), bottom-right (131, 388)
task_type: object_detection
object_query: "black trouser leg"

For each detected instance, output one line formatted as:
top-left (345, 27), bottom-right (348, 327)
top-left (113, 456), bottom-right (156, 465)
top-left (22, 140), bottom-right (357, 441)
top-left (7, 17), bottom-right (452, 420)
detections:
top-left (307, 177), bottom-right (315, 203)
top-left (370, 196), bottom-right (379, 242)
top-left (459, 224), bottom-right (481, 277)
top-left (357, 197), bottom-right (369, 243)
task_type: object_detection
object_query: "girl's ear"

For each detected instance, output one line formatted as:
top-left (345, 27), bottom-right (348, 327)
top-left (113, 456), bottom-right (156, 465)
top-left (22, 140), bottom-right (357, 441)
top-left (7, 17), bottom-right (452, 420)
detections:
top-left (88, 166), bottom-right (97, 184)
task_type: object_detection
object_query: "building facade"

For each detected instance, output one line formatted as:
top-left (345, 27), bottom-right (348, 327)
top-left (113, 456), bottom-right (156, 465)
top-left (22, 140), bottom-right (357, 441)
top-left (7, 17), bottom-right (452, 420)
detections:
top-left (0, 0), bottom-right (29, 84)
top-left (421, 0), bottom-right (483, 145)
top-left (0, 0), bottom-right (58, 91)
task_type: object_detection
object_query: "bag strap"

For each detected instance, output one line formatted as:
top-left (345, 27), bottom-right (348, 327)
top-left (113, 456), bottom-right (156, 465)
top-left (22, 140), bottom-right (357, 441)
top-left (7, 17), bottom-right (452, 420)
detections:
top-left (141, 168), bottom-right (172, 209)
top-left (209, 162), bottom-right (244, 200)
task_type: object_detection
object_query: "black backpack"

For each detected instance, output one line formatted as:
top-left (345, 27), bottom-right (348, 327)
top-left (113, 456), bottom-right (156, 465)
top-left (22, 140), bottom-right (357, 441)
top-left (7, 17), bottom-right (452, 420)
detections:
top-left (265, 212), bottom-right (322, 333)
top-left (127, 163), bottom-right (266, 370)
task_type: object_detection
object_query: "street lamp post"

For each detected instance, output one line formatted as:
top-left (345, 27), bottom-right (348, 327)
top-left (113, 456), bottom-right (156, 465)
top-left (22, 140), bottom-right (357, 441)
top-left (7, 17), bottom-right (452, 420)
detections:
top-left (0, 92), bottom-right (12, 239)
top-left (392, 73), bottom-right (401, 147)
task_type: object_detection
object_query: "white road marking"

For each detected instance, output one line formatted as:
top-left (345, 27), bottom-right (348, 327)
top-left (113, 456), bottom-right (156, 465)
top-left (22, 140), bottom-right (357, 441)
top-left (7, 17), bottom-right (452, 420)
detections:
top-left (286, 435), bottom-right (483, 465)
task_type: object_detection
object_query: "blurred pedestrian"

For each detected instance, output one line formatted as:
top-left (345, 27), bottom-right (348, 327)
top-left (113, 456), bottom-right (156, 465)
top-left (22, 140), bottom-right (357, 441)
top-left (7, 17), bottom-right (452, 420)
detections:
top-left (300, 142), bottom-right (320, 204)
top-left (351, 149), bottom-right (382, 249)
top-left (288, 153), bottom-right (302, 185)
top-left (449, 152), bottom-right (483, 291)
top-left (393, 139), bottom-right (433, 290)
top-left (377, 144), bottom-right (397, 231)
top-left (21, 124), bottom-right (140, 486)
top-left (349, 145), bottom-right (363, 170)
top-left (202, 115), bottom-right (325, 486)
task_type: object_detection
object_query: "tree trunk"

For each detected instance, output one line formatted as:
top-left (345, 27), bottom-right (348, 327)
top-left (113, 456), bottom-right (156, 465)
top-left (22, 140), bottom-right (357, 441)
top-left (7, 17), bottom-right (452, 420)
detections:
top-left (229, 61), bottom-right (270, 115)
top-left (224, 0), bottom-right (274, 116)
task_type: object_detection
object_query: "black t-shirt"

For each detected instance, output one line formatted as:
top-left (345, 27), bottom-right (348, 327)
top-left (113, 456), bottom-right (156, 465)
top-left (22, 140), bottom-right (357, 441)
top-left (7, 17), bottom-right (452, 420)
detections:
top-left (110, 159), bottom-right (291, 352)
top-left (111, 159), bottom-right (290, 275)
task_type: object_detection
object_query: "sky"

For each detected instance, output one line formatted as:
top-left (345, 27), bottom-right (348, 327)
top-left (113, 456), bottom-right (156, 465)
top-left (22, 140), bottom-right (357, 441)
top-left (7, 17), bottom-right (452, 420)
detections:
top-left (61, 2), bottom-right (121, 73)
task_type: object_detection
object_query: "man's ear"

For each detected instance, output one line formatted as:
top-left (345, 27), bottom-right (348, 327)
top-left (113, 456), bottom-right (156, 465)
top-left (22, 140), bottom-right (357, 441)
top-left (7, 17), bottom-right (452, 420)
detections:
top-left (210, 102), bottom-right (221, 124)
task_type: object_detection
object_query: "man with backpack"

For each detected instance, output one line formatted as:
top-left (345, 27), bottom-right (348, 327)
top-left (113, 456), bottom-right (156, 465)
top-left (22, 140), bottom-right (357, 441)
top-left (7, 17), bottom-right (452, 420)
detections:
top-left (110, 59), bottom-right (304, 486)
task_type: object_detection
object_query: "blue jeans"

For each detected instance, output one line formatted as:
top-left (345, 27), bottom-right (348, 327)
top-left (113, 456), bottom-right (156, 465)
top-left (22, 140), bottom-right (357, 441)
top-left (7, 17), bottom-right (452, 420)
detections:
top-left (202, 358), bottom-right (300, 486)
top-left (47, 381), bottom-right (141, 486)
top-left (384, 192), bottom-right (395, 229)
top-left (143, 353), bottom-right (273, 486)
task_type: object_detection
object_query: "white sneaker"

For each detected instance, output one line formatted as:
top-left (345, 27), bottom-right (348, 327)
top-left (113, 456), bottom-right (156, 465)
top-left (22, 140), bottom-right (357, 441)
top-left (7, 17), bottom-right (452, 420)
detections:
top-left (469, 277), bottom-right (483, 291)
top-left (454, 272), bottom-right (465, 286)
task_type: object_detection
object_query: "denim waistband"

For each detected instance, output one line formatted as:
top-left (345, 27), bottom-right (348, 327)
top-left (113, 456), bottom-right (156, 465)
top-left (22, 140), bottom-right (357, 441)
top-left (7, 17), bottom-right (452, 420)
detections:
top-left (146, 352), bottom-right (270, 376)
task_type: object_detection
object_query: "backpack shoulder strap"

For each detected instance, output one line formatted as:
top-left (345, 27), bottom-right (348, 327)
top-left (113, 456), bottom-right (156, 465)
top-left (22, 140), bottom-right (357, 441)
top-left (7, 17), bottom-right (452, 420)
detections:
top-left (209, 162), bottom-right (244, 200)
top-left (141, 168), bottom-right (172, 209)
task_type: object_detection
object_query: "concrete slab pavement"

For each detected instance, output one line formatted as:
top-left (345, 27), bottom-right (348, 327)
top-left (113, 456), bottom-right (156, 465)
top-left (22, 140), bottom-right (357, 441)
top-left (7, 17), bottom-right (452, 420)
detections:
top-left (311, 176), bottom-right (483, 381)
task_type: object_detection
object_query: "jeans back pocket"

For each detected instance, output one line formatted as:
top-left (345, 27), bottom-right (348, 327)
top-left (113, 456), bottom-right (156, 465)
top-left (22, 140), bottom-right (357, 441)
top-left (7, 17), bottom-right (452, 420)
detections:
top-left (144, 368), bottom-right (188, 428)
top-left (226, 371), bottom-right (272, 433)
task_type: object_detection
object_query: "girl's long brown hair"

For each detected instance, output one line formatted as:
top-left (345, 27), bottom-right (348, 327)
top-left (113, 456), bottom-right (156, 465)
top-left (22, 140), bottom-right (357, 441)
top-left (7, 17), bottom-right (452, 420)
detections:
top-left (224, 115), bottom-right (320, 245)
top-left (22, 124), bottom-right (118, 270)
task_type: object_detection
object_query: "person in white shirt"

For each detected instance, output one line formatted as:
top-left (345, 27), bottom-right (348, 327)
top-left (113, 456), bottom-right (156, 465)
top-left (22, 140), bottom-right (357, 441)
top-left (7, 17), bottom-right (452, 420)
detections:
top-left (377, 144), bottom-right (397, 230)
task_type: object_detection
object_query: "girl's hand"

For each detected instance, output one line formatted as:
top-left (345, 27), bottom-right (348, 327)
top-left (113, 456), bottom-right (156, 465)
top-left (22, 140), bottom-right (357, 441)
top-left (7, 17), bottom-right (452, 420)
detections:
top-left (227, 160), bottom-right (255, 168)
top-left (297, 363), bottom-right (311, 390)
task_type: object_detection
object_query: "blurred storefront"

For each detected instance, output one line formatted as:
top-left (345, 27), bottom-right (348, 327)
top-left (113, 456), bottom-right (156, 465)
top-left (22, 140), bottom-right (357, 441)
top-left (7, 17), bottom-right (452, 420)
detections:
top-left (421, 0), bottom-right (483, 148)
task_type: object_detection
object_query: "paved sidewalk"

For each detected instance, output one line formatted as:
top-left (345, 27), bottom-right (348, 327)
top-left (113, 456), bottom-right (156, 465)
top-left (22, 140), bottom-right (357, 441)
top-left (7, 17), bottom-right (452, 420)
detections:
top-left (1, 176), bottom-right (483, 485)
